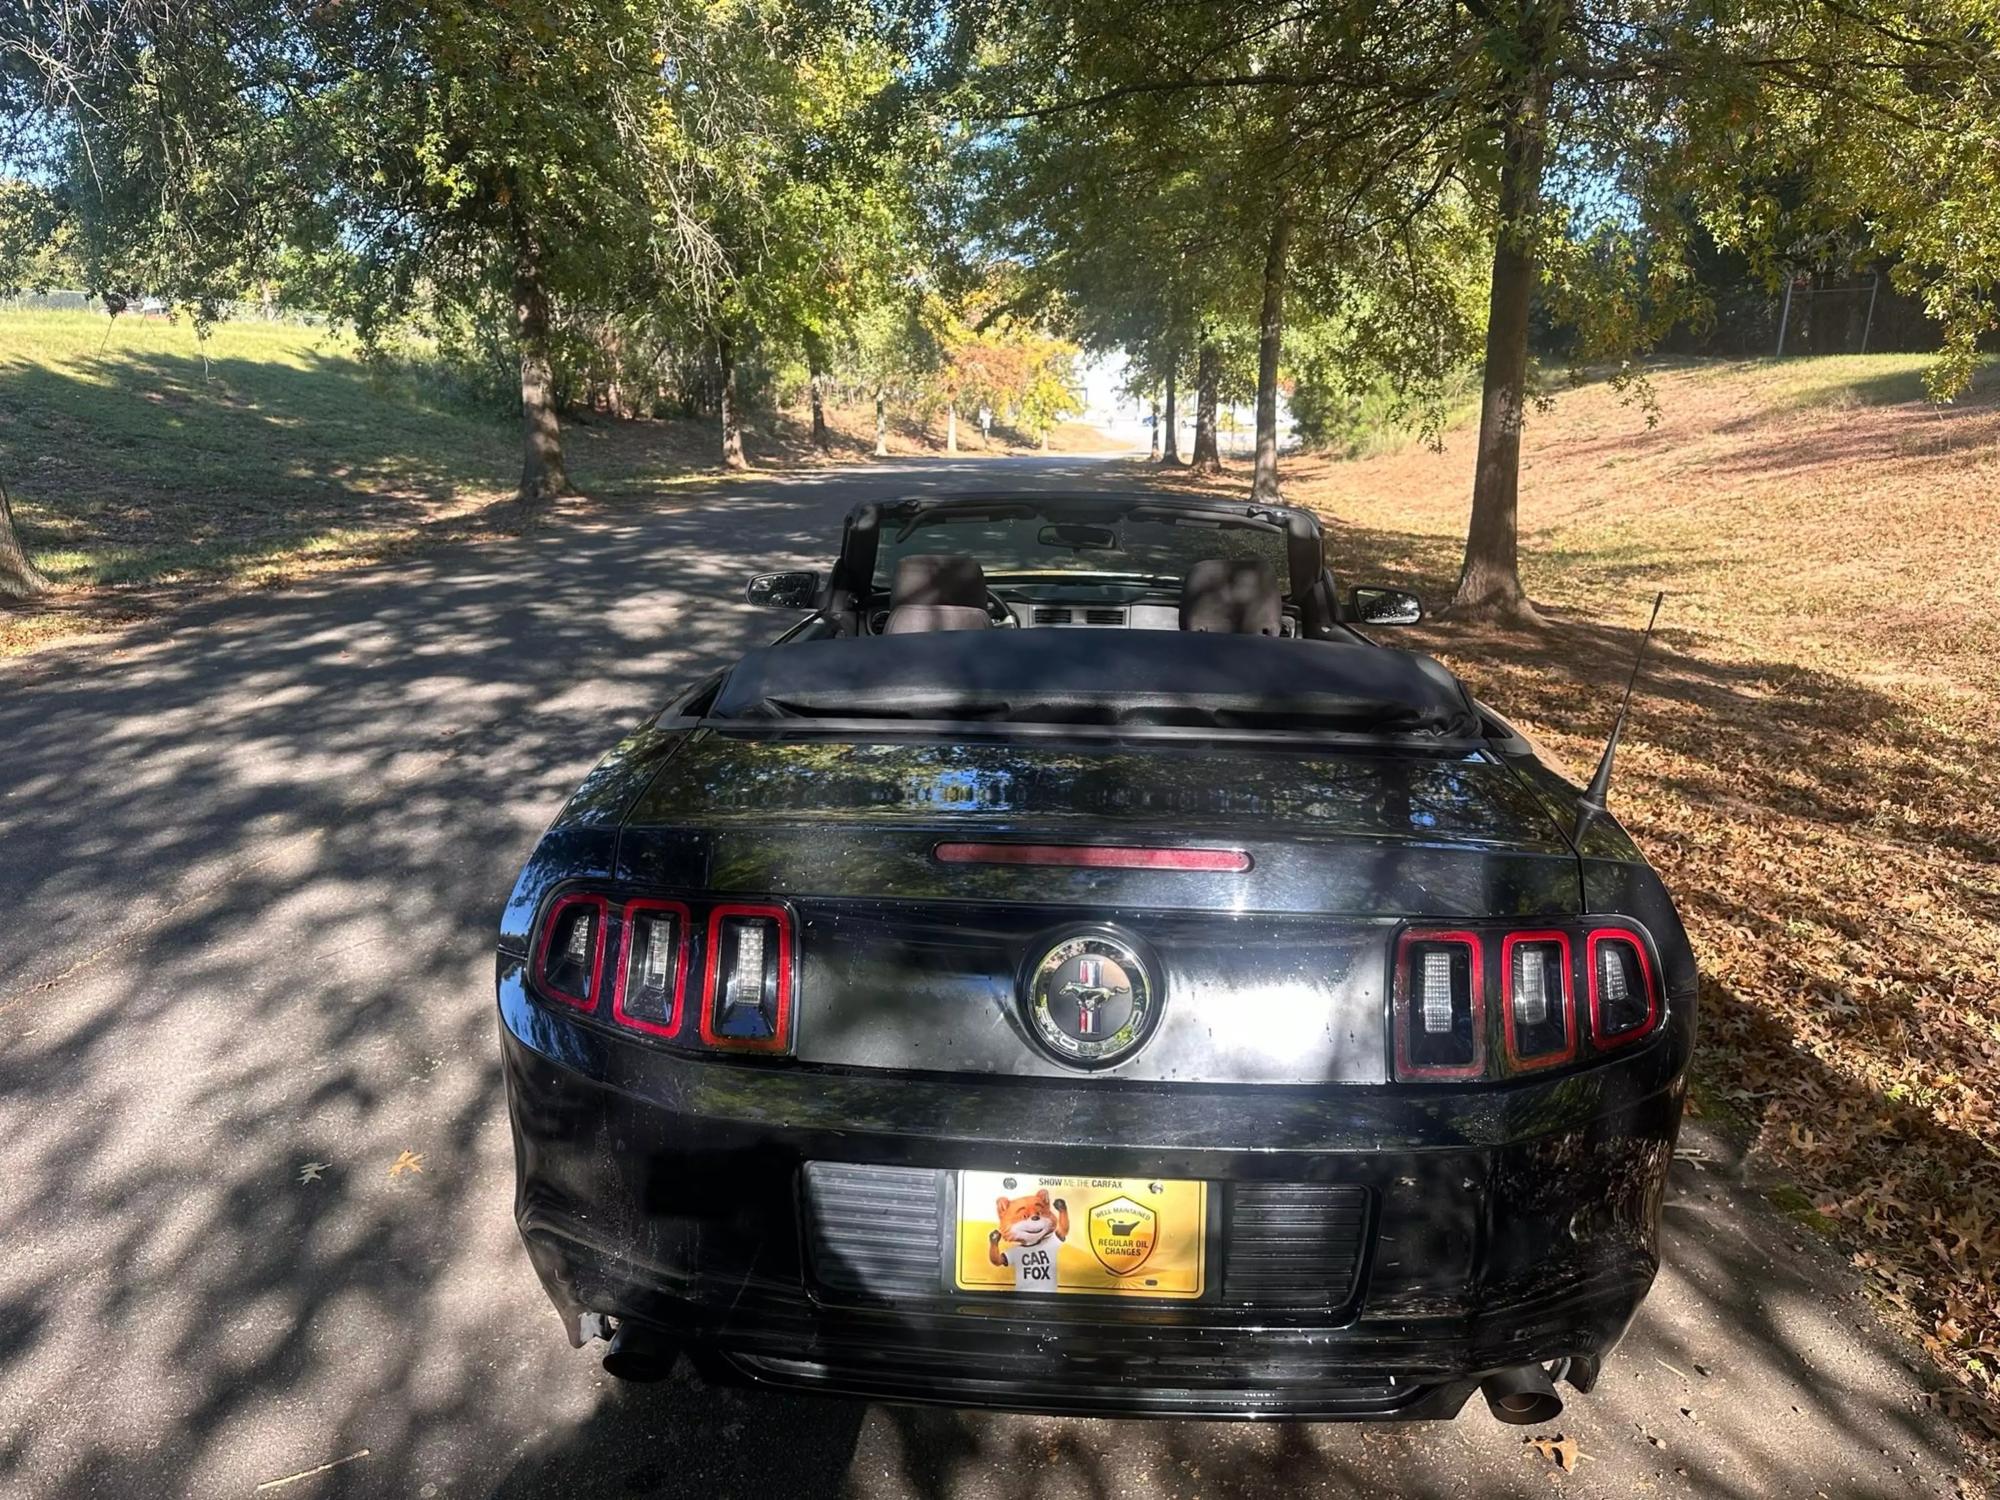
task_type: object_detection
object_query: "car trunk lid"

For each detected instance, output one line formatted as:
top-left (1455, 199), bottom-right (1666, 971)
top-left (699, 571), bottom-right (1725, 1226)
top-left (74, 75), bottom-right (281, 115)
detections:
top-left (611, 733), bottom-right (1579, 1086)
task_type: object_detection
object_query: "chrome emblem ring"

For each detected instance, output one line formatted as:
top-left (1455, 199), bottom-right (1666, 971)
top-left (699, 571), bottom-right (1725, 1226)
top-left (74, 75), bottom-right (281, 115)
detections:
top-left (1025, 930), bottom-right (1158, 1067)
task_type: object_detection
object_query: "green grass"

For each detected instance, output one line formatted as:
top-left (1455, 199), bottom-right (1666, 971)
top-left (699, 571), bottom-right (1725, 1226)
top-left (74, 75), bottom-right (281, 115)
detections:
top-left (0, 309), bottom-right (517, 594)
top-left (1754, 351), bottom-right (1947, 408)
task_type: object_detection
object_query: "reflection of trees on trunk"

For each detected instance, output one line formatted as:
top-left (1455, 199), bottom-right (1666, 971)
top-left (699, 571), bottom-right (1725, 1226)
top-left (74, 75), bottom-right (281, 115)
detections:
top-left (639, 737), bottom-right (1570, 841)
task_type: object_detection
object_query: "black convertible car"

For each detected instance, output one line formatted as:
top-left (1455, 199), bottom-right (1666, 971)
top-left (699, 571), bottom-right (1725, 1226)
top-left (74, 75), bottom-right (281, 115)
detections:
top-left (496, 492), bottom-right (1694, 1423)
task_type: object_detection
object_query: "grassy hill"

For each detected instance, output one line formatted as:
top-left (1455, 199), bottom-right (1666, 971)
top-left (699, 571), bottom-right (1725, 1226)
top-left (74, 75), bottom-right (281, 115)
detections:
top-left (0, 312), bottom-right (515, 650)
top-left (0, 309), bottom-right (1112, 652)
top-left (1257, 357), bottom-right (2000, 1431)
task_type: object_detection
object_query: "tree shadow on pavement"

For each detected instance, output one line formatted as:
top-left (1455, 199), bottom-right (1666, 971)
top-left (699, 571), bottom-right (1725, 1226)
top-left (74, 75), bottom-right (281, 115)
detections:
top-left (0, 469), bottom-right (1986, 1498)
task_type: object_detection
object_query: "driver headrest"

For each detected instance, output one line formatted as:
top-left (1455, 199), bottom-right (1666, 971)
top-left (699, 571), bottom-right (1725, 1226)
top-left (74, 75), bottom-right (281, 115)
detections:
top-left (1179, 558), bottom-right (1282, 635)
top-left (891, 554), bottom-right (987, 610)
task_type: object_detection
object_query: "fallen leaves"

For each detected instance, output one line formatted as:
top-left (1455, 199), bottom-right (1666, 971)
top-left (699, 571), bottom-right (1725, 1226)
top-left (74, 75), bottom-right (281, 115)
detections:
top-left (1526, 1433), bottom-right (1585, 1472)
top-left (296, 1161), bottom-right (329, 1185)
top-left (1275, 359), bottom-right (2000, 1454)
top-left (388, 1150), bottom-right (424, 1179)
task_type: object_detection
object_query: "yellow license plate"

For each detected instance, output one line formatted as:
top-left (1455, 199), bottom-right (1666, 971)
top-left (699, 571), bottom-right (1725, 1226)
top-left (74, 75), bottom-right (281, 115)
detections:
top-left (954, 1172), bottom-right (1207, 1298)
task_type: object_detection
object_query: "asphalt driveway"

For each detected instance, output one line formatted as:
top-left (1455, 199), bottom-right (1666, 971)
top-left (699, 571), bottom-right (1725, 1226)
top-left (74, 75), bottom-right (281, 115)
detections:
top-left (0, 456), bottom-right (1980, 1498)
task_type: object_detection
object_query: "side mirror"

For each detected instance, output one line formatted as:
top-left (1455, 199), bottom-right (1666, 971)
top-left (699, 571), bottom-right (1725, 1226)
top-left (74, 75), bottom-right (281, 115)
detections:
top-left (746, 570), bottom-right (820, 610)
top-left (1349, 585), bottom-right (1423, 626)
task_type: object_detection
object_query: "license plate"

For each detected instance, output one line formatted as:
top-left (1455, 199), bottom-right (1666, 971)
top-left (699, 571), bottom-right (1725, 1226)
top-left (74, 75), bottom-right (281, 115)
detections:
top-left (954, 1171), bottom-right (1207, 1298)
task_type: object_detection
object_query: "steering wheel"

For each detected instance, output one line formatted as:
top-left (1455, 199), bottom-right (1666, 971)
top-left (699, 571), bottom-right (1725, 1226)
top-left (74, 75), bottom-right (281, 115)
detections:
top-left (866, 590), bottom-right (1017, 634)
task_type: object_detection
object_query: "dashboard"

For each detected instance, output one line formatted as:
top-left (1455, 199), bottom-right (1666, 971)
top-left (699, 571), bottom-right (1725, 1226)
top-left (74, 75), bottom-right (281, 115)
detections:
top-left (865, 588), bottom-right (1299, 637)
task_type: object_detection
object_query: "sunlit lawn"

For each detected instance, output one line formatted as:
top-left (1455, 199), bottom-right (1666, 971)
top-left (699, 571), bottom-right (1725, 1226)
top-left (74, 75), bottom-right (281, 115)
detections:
top-left (0, 311), bottom-right (516, 602)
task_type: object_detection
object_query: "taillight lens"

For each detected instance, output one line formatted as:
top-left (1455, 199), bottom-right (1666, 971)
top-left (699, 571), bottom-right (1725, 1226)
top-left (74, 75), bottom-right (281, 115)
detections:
top-left (529, 892), bottom-right (798, 1058)
top-left (1588, 930), bottom-right (1659, 1044)
top-left (535, 893), bottom-right (607, 1011)
top-left (1394, 921), bottom-right (1663, 1082)
top-left (1394, 930), bottom-right (1484, 1080)
top-left (700, 904), bottom-right (794, 1053)
top-left (1502, 931), bottom-right (1574, 1068)
top-left (613, 899), bottom-right (690, 1037)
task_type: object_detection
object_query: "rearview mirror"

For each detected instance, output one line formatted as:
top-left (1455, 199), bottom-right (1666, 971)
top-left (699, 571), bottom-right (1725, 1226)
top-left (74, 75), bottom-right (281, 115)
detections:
top-left (746, 570), bottom-right (820, 610)
top-left (1349, 585), bottom-right (1423, 626)
top-left (1037, 522), bottom-right (1118, 551)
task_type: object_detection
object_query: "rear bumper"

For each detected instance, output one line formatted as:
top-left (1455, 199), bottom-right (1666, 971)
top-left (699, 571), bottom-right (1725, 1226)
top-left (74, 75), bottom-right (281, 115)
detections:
top-left (499, 968), bottom-right (1684, 1419)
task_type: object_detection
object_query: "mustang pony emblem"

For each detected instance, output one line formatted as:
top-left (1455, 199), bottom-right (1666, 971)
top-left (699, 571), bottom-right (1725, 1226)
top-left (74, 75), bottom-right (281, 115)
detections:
top-left (1058, 955), bottom-right (1131, 1035)
top-left (1026, 931), bottom-right (1157, 1065)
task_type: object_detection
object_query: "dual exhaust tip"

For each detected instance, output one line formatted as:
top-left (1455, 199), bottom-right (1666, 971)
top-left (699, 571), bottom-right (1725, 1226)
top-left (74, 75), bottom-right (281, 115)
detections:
top-left (1480, 1362), bottom-right (1565, 1424)
top-left (600, 1320), bottom-right (678, 1383)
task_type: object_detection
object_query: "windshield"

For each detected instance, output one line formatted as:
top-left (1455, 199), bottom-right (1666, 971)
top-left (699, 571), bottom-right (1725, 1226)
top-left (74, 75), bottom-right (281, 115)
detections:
top-left (873, 508), bottom-right (1291, 593)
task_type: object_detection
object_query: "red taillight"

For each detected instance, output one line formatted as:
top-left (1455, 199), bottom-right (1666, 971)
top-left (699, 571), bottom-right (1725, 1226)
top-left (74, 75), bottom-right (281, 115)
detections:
top-left (531, 893), bottom-right (798, 1058)
top-left (1501, 930), bottom-right (1575, 1069)
top-left (1393, 929), bottom-right (1485, 1080)
top-left (534, 893), bottom-right (608, 1012)
top-left (612, 898), bottom-right (691, 1038)
top-left (699, 903), bottom-right (795, 1053)
top-left (1394, 921), bottom-right (1663, 1082)
top-left (1587, 929), bottom-right (1659, 1045)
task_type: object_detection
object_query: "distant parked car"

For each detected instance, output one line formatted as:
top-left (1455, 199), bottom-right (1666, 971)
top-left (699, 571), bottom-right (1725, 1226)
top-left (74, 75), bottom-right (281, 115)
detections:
top-left (495, 491), bottom-right (1695, 1423)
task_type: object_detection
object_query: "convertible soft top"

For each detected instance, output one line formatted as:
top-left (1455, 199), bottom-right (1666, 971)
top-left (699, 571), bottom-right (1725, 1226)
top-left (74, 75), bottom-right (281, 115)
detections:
top-left (709, 629), bottom-right (1481, 737)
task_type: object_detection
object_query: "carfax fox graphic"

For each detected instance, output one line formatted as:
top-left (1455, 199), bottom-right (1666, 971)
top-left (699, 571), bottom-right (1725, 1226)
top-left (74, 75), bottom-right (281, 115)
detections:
top-left (986, 1188), bottom-right (1069, 1292)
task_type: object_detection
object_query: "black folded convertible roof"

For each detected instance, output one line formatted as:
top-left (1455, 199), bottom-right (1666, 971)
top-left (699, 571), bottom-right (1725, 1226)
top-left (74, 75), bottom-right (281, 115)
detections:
top-left (709, 629), bottom-right (1481, 740)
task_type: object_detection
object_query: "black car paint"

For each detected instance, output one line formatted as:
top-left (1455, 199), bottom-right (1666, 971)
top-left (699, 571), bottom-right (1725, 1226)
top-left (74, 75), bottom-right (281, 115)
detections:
top-left (496, 495), bottom-right (1696, 1420)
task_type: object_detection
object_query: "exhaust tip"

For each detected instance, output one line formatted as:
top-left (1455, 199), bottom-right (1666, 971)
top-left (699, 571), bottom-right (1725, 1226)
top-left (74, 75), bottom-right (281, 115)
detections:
top-left (601, 1321), bottom-right (678, 1383)
top-left (1480, 1363), bottom-right (1564, 1425)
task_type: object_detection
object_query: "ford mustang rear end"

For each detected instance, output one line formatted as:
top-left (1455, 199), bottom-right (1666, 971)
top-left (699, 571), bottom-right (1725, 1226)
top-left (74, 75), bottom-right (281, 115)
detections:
top-left (495, 494), bottom-right (1694, 1422)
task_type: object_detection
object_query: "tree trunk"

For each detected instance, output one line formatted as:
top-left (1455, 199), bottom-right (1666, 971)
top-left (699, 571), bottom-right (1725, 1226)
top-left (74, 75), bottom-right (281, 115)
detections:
top-left (1252, 213), bottom-right (1291, 502)
top-left (874, 388), bottom-right (889, 456)
top-left (602, 320), bottom-right (628, 420)
top-left (946, 402), bottom-right (958, 453)
top-left (1160, 356), bottom-right (1181, 464)
top-left (0, 479), bottom-right (51, 600)
top-left (512, 218), bottom-right (567, 504)
top-left (805, 330), bottom-right (831, 451)
top-left (1191, 335), bottom-right (1222, 473)
top-left (1450, 73), bottom-right (1553, 621)
top-left (717, 329), bottom-right (747, 470)
top-left (1149, 391), bottom-right (1161, 458)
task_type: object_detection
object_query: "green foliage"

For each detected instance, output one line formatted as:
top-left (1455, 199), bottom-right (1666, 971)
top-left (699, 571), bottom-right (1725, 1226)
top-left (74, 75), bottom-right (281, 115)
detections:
top-left (938, 314), bottom-right (1082, 435)
top-left (0, 181), bottom-right (81, 293)
top-left (1659, 0), bottom-right (2000, 399)
top-left (952, 2), bottom-right (1503, 441)
top-left (7, 0), bottom-right (1995, 485)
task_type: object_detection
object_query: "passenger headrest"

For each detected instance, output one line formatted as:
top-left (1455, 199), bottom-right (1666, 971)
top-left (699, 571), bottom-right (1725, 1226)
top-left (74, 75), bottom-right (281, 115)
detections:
top-left (883, 604), bottom-right (992, 634)
top-left (891, 554), bottom-right (988, 610)
top-left (1179, 558), bottom-right (1282, 635)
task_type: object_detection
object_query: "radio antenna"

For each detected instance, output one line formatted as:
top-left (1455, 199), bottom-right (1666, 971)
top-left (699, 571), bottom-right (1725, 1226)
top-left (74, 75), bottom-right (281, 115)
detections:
top-left (1572, 592), bottom-right (1665, 844)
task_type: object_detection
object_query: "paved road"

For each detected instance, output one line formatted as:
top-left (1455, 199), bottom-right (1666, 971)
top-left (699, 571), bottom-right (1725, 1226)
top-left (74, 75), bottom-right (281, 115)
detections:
top-left (0, 457), bottom-right (1980, 1499)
